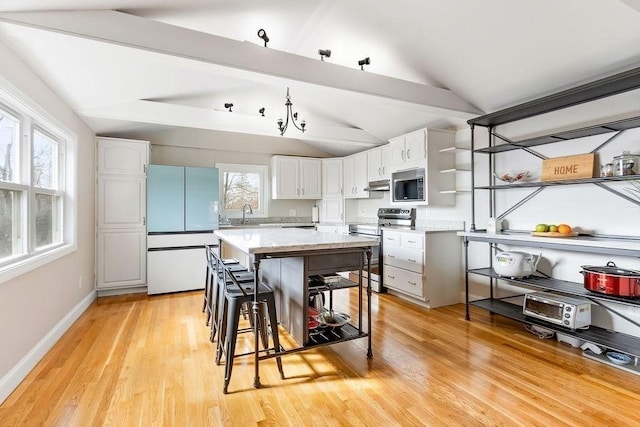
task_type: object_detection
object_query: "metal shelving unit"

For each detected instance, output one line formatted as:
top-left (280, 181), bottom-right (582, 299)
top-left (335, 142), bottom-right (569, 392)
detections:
top-left (462, 65), bottom-right (640, 365)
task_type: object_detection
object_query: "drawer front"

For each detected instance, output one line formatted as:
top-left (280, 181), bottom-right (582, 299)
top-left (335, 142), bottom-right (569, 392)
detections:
top-left (383, 246), bottom-right (423, 274)
top-left (383, 265), bottom-right (424, 298)
top-left (383, 230), bottom-right (401, 246)
top-left (401, 232), bottom-right (424, 250)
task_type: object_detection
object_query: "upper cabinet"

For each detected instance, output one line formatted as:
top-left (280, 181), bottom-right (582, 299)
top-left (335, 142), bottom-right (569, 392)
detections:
top-left (367, 144), bottom-right (390, 181)
top-left (343, 152), bottom-right (368, 199)
top-left (97, 137), bottom-right (149, 176)
top-left (389, 129), bottom-right (427, 170)
top-left (322, 158), bottom-right (343, 197)
top-left (271, 156), bottom-right (322, 199)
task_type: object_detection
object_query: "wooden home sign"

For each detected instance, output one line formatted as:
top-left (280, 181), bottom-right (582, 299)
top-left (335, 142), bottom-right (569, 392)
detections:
top-left (541, 153), bottom-right (595, 182)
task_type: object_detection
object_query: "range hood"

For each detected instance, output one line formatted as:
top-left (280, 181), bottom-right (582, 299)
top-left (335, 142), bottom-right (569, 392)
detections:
top-left (364, 179), bottom-right (390, 192)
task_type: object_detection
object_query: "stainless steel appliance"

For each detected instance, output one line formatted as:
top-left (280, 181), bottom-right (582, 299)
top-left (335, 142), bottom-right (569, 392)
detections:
top-left (349, 208), bottom-right (416, 292)
top-left (523, 292), bottom-right (591, 330)
top-left (391, 168), bottom-right (425, 204)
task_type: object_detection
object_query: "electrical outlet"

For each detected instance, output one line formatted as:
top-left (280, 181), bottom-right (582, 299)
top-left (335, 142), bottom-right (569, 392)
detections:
top-left (289, 209), bottom-right (296, 216)
top-left (78, 276), bottom-right (83, 289)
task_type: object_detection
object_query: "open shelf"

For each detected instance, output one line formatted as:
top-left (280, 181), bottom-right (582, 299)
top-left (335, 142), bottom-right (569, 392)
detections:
top-left (304, 322), bottom-right (367, 347)
top-left (474, 116), bottom-right (640, 153)
top-left (470, 299), bottom-right (640, 357)
top-left (460, 231), bottom-right (640, 257)
top-left (468, 268), bottom-right (640, 307)
top-left (467, 66), bottom-right (640, 127)
top-left (474, 174), bottom-right (640, 190)
top-left (309, 277), bottom-right (361, 292)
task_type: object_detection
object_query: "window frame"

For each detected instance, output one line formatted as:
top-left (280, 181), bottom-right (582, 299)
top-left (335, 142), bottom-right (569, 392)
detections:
top-left (0, 76), bottom-right (77, 284)
top-left (215, 163), bottom-right (269, 219)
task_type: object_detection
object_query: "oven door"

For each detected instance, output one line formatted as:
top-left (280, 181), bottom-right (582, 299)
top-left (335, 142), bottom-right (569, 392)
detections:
top-left (348, 230), bottom-right (382, 292)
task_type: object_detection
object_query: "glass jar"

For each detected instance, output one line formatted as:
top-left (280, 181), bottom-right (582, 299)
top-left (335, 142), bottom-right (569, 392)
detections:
top-left (601, 163), bottom-right (614, 177)
top-left (612, 151), bottom-right (639, 176)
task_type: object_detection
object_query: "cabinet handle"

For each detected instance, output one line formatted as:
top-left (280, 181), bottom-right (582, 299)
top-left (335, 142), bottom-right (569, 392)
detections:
top-left (408, 281), bottom-right (417, 286)
top-left (387, 275), bottom-right (395, 279)
top-left (407, 240), bottom-right (416, 244)
top-left (388, 254), bottom-right (395, 258)
top-left (302, 188), bottom-right (305, 195)
top-left (143, 216), bottom-right (146, 226)
top-left (382, 166), bottom-right (385, 175)
top-left (407, 149), bottom-right (411, 159)
top-left (408, 258), bottom-right (416, 263)
top-left (401, 149), bottom-right (405, 160)
top-left (341, 188), bottom-right (343, 195)
top-left (297, 188), bottom-right (300, 195)
top-left (378, 167), bottom-right (381, 176)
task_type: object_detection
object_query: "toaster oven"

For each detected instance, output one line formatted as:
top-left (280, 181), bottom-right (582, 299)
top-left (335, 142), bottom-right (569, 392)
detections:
top-left (523, 292), bottom-right (591, 330)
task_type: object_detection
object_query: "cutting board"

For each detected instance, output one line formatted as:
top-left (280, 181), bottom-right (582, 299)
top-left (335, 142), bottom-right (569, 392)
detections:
top-left (530, 231), bottom-right (579, 238)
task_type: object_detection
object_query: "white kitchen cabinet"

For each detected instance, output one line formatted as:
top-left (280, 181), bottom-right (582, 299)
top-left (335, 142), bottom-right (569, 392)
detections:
top-left (322, 158), bottom-right (343, 197)
top-left (343, 152), bottom-right (368, 199)
top-left (97, 137), bottom-right (149, 175)
top-left (367, 144), bottom-right (390, 181)
top-left (320, 197), bottom-right (343, 223)
top-left (271, 156), bottom-right (322, 199)
top-left (389, 129), bottom-right (426, 169)
top-left (96, 137), bottom-right (149, 293)
top-left (97, 176), bottom-right (146, 229)
top-left (382, 229), bottom-right (460, 308)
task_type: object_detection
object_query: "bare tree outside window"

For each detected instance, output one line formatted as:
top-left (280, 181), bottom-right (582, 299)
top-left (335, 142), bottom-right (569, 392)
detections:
top-left (222, 171), bottom-right (260, 211)
top-left (1, 113), bottom-right (19, 258)
top-left (32, 130), bottom-right (56, 189)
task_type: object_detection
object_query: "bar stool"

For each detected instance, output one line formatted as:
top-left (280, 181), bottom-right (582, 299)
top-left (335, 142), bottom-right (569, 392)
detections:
top-left (209, 259), bottom-right (250, 342)
top-left (216, 263), bottom-right (284, 394)
top-left (202, 244), bottom-right (235, 326)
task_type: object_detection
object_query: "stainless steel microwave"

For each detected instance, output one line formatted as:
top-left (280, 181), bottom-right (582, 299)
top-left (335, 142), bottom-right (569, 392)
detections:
top-left (392, 168), bottom-right (425, 203)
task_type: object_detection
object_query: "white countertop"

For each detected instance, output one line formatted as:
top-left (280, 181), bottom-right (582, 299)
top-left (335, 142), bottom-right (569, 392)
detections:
top-left (214, 227), bottom-right (378, 255)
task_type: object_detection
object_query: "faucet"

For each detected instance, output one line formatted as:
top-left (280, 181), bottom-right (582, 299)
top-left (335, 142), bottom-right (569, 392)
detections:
top-left (242, 203), bottom-right (253, 224)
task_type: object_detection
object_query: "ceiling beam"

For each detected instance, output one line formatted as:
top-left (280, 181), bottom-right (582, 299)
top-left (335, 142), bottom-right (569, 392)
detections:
top-left (0, 10), bottom-right (482, 117)
top-left (79, 99), bottom-right (382, 148)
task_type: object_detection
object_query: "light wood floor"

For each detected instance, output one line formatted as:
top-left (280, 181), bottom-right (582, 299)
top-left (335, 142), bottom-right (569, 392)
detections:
top-left (1, 289), bottom-right (640, 426)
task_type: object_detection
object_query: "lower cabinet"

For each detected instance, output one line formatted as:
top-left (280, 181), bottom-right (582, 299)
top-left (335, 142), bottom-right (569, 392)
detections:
top-left (96, 230), bottom-right (147, 290)
top-left (382, 229), bottom-right (461, 308)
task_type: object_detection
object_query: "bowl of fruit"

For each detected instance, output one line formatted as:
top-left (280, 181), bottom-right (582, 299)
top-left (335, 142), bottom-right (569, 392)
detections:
top-left (494, 170), bottom-right (529, 184)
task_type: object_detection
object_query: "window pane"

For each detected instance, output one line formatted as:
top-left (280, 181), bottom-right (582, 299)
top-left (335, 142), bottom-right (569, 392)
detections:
top-left (222, 171), bottom-right (260, 210)
top-left (0, 189), bottom-right (21, 259)
top-left (0, 109), bottom-right (19, 183)
top-left (33, 130), bottom-right (57, 189)
top-left (35, 193), bottom-right (61, 248)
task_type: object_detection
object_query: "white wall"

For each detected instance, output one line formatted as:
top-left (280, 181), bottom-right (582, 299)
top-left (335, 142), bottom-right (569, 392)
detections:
top-left (0, 40), bottom-right (96, 402)
top-left (135, 127), bottom-right (331, 218)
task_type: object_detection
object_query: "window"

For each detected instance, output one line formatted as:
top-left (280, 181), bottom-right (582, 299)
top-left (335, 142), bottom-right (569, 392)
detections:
top-left (216, 163), bottom-right (268, 218)
top-left (0, 82), bottom-right (77, 283)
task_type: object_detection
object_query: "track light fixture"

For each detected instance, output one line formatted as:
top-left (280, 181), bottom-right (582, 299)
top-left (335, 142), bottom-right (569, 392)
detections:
top-left (318, 49), bottom-right (331, 61)
top-left (224, 103), bottom-right (233, 112)
top-left (259, 107), bottom-right (265, 116)
top-left (358, 57), bottom-right (370, 70)
top-left (257, 29), bottom-right (269, 47)
top-left (277, 87), bottom-right (306, 136)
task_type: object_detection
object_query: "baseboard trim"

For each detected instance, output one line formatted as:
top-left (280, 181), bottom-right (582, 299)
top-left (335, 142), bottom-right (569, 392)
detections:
top-left (0, 290), bottom-right (97, 404)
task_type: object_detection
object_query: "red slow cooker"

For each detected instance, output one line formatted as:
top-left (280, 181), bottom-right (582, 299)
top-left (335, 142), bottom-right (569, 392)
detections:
top-left (581, 261), bottom-right (640, 298)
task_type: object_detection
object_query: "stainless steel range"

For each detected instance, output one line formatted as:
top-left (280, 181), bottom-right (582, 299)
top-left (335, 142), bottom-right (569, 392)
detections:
top-left (349, 208), bottom-right (416, 292)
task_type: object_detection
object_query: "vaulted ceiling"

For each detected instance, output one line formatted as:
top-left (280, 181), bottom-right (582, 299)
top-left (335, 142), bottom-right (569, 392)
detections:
top-left (1, 0), bottom-right (639, 155)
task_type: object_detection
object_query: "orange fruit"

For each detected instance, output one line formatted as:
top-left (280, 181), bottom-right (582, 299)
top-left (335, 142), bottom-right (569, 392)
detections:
top-left (557, 224), bottom-right (572, 235)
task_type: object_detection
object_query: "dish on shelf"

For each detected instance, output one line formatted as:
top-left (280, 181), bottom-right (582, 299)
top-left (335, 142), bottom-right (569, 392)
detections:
top-left (494, 170), bottom-right (529, 184)
top-left (605, 351), bottom-right (632, 365)
top-left (316, 310), bottom-right (351, 327)
top-left (530, 231), bottom-right (579, 238)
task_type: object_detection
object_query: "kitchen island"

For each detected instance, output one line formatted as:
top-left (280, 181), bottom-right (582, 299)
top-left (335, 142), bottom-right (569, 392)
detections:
top-left (213, 227), bottom-right (378, 389)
